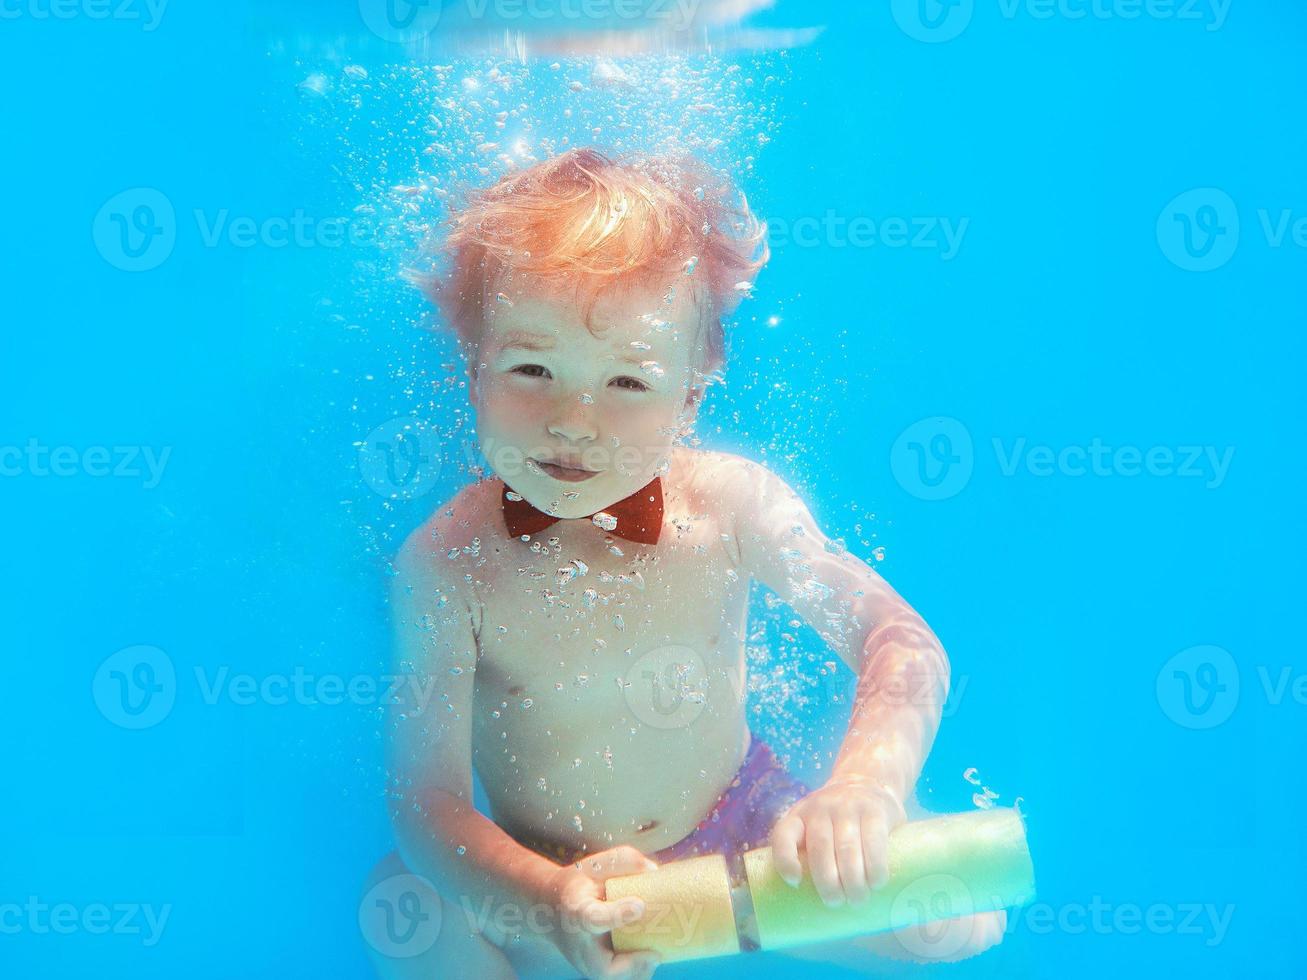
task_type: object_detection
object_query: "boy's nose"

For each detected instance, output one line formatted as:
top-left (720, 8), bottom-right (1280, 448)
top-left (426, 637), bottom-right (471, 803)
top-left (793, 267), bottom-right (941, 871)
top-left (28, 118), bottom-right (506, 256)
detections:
top-left (546, 393), bottom-right (598, 443)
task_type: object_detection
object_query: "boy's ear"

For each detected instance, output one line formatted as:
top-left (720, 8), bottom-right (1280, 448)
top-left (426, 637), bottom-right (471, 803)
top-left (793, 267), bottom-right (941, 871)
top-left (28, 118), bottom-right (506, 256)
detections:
top-left (681, 383), bottom-right (705, 421)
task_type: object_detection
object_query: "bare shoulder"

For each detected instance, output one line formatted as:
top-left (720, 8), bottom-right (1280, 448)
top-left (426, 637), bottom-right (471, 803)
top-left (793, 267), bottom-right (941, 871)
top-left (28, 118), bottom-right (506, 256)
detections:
top-left (671, 446), bottom-right (779, 509)
top-left (395, 477), bottom-right (504, 580)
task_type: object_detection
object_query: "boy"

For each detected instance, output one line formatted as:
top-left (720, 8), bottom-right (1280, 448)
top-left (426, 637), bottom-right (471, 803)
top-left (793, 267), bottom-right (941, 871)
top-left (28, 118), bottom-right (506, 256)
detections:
top-left (361, 148), bottom-right (1003, 979)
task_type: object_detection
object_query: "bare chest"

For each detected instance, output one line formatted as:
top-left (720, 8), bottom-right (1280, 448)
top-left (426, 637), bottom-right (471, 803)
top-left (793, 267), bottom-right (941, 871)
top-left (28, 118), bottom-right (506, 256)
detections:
top-left (467, 513), bottom-right (748, 718)
top-left (462, 513), bottom-right (754, 840)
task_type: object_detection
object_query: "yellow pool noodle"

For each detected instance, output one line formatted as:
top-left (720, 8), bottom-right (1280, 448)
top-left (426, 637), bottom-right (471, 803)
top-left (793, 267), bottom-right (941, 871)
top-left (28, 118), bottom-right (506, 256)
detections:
top-left (605, 853), bottom-right (740, 962)
top-left (606, 807), bottom-right (1034, 961)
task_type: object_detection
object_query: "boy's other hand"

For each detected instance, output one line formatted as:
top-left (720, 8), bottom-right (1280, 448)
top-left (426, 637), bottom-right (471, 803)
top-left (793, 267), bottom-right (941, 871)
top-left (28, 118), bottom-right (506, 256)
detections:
top-left (769, 777), bottom-right (907, 907)
top-left (542, 845), bottom-right (663, 980)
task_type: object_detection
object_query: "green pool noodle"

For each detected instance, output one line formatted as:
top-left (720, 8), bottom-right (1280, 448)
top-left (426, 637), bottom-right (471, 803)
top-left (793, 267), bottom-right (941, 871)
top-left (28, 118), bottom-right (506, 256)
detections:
top-left (607, 807), bottom-right (1034, 961)
top-left (744, 806), bottom-right (1035, 950)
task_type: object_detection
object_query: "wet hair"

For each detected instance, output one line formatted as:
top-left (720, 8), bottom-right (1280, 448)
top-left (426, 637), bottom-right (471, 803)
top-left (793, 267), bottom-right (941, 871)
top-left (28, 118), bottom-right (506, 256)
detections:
top-left (417, 147), bottom-right (769, 383)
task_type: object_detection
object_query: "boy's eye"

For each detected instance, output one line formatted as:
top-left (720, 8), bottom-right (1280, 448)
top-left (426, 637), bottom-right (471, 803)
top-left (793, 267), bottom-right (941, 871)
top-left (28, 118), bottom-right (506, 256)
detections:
top-left (611, 376), bottom-right (650, 392)
top-left (511, 364), bottom-right (551, 379)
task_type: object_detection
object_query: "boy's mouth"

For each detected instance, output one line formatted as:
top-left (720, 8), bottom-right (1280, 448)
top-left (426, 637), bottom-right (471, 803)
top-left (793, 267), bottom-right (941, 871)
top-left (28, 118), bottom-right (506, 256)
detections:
top-left (532, 458), bottom-right (601, 483)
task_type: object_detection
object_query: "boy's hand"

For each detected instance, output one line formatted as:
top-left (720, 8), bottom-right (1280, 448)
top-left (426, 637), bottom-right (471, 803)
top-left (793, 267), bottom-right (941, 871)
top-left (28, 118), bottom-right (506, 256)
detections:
top-left (541, 845), bottom-right (663, 980)
top-left (770, 777), bottom-right (907, 907)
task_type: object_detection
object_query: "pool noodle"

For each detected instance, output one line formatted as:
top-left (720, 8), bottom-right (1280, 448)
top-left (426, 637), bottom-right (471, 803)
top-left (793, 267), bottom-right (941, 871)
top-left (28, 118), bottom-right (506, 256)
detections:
top-left (604, 853), bottom-right (740, 961)
top-left (607, 807), bottom-right (1034, 962)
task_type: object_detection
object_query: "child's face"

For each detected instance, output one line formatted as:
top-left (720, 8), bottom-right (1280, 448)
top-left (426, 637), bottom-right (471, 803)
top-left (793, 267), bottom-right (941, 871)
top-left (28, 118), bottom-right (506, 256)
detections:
top-left (470, 278), bottom-right (705, 519)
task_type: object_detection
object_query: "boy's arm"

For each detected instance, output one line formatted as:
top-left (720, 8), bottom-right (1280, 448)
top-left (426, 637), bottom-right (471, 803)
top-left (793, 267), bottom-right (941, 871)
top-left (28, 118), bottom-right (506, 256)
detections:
top-left (723, 456), bottom-right (950, 903)
top-left (385, 532), bottom-right (562, 920)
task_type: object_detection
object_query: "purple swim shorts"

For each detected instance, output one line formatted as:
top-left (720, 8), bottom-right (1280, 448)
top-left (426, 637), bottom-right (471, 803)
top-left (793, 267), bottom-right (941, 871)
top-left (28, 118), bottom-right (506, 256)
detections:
top-left (530, 735), bottom-right (812, 868)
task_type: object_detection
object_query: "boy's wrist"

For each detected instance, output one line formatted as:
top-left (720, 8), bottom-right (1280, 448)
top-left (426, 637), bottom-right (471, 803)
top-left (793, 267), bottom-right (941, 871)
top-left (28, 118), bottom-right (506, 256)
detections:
top-left (517, 850), bottom-right (573, 908)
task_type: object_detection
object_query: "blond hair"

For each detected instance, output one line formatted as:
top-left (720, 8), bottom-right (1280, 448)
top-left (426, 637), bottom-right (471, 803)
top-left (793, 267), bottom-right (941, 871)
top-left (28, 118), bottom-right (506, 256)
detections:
top-left (420, 147), bottom-right (768, 381)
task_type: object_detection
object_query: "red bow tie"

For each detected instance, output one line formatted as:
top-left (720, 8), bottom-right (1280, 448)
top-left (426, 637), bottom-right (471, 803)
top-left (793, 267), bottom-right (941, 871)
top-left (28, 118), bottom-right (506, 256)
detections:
top-left (501, 477), bottom-right (664, 545)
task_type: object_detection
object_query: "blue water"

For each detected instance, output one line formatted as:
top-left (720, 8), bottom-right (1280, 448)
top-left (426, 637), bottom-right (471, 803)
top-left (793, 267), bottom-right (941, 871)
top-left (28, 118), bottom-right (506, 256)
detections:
top-left (3, 1), bottom-right (1304, 977)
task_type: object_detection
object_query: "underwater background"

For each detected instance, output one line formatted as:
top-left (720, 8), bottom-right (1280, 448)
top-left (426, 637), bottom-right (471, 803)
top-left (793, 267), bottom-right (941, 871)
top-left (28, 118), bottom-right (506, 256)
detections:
top-left (2, 0), bottom-right (1304, 976)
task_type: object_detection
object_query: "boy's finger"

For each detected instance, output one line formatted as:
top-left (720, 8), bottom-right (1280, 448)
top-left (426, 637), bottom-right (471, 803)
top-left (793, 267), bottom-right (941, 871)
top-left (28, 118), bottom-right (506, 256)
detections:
top-left (580, 846), bottom-right (659, 881)
top-left (804, 816), bottom-right (844, 907)
top-left (861, 813), bottom-right (890, 890)
top-left (604, 951), bottom-right (661, 979)
top-left (579, 896), bottom-right (647, 935)
top-left (832, 816), bottom-right (870, 905)
top-left (770, 814), bottom-right (806, 886)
